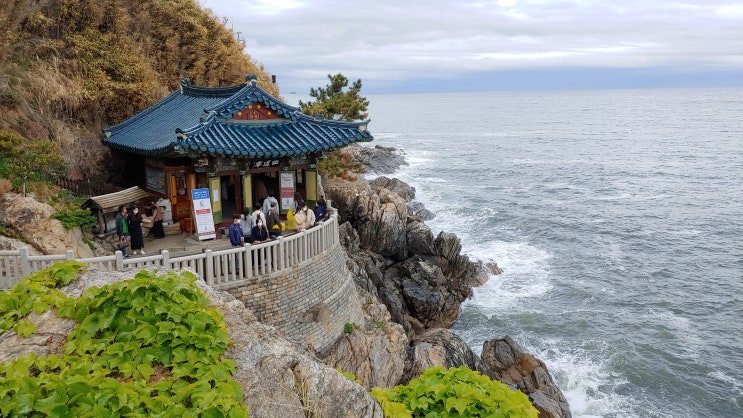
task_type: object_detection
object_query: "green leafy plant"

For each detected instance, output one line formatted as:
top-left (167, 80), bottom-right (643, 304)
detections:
top-left (343, 322), bottom-right (356, 334)
top-left (82, 236), bottom-right (95, 250)
top-left (0, 261), bottom-right (82, 335)
top-left (373, 319), bottom-right (386, 329)
top-left (336, 368), bottom-right (361, 384)
top-left (51, 207), bottom-right (97, 230)
top-left (370, 366), bottom-right (538, 418)
top-left (0, 264), bottom-right (248, 417)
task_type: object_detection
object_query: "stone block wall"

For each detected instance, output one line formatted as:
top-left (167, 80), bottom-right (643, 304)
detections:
top-left (221, 243), bottom-right (364, 354)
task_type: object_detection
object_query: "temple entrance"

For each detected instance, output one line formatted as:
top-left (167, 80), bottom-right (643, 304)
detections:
top-left (220, 175), bottom-right (238, 222)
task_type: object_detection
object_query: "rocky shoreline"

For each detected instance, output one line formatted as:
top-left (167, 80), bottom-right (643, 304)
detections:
top-left (323, 144), bottom-right (571, 417)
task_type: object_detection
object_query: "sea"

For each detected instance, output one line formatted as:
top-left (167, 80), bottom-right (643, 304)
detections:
top-left (293, 88), bottom-right (743, 417)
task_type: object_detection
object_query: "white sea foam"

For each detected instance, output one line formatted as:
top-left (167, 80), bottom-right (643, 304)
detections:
top-left (461, 240), bottom-right (553, 313)
top-left (525, 339), bottom-right (641, 418)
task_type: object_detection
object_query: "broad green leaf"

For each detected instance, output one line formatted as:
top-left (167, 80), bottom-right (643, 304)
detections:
top-left (14, 319), bottom-right (37, 337)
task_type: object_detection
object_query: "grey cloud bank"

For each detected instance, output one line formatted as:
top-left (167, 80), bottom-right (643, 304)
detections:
top-left (206, 0), bottom-right (743, 93)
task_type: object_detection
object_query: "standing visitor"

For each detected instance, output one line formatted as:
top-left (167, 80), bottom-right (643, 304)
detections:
top-left (240, 207), bottom-right (252, 240)
top-left (228, 214), bottom-right (245, 273)
top-left (128, 206), bottom-right (145, 255)
top-left (250, 203), bottom-right (266, 229)
top-left (151, 201), bottom-right (165, 239)
top-left (262, 190), bottom-right (279, 216)
top-left (266, 201), bottom-right (282, 238)
top-left (115, 205), bottom-right (129, 257)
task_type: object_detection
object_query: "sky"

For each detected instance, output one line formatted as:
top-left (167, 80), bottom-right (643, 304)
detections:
top-left (205, 0), bottom-right (743, 94)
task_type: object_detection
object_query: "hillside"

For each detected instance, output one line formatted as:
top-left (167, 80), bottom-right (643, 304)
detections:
top-left (0, 0), bottom-right (279, 187)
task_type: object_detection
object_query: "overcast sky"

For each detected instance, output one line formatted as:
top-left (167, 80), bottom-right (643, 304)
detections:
top-left (205, 0), bottom-right (743, 94)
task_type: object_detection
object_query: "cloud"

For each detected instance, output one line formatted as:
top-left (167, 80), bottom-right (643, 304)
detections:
top-left (205, 0), bottom-right (743, 92)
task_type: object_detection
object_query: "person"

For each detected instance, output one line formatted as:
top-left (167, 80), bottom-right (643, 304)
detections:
top-left (293, 192), bottom-right (303, 212)
top-left (228, 214), bottom-right (245, 247)
top-left (240, 207), bottom-right (252, 240)
top-left (262, 190), bottom-right (279, 216)
top-left (228, 214), bottom-right (245, 272)
top-left (314, 195), bottom-right (329, 222)
top-left (250, 217), bottom-right (271, 244)
top-left (266, 201), bottom-right (282, 238)
top-left (250, 203), bottom-right (266, 228)
top-left (294, 202), bottom-right (316, 231)
top-left (127, 206), bottom-right (145, 255)
top-left (115, 205), bottom-right (130, 257)
top-left (151, 201), bottom-right (165, 239)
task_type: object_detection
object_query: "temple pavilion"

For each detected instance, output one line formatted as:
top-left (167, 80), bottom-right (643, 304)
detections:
top-left (102, 75), bottom-right (372, 231)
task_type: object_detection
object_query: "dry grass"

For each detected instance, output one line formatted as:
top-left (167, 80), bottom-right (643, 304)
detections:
top-left (0, 178), bottom-right (12, 194)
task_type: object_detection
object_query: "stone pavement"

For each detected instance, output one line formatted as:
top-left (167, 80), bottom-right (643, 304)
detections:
top-left (132, 230), bottom-right (233, 257)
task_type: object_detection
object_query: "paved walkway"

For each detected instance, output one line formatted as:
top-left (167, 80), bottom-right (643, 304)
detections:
top-left (131, 228), bottom-right (297, 258)
top-left (132, 230), bottom-right (233, 257)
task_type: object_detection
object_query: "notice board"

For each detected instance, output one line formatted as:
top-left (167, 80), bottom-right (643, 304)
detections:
top-left (191, 188), bottom-right (217, 240)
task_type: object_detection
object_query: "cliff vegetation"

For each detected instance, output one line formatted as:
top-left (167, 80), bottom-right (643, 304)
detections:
top-left (0, 0), bottom-right (279, 188)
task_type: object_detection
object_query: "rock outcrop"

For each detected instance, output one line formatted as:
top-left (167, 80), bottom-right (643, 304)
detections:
top-left (400, 328), bottom-right (492, 385)
top-left (322, 288), bottom-right (409, 389)
top-left (0, 193), bottom-right (94, 258)
top-left (346, 144), bottom-right (408, 175)
top-left (482, 336), bottom-right (572, 418)
top-left (326, 175), bottom-right (478, 336)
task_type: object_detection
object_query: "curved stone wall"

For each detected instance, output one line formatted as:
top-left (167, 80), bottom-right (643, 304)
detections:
top-left (222, 242), bottom-right (364, 354)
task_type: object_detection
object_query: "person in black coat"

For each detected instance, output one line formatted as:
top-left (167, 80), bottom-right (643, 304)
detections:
top-left (127, 206), bottom-right (145, 255)
top-left (250, 219), bottom-right (272, 244)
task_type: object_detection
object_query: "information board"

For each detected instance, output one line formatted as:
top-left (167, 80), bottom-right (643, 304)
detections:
top-left (191, 188), bottom-right (216, 240)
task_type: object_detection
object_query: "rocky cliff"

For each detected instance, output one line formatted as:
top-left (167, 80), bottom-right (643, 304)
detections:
top-left (320, 145), bottom-right (571, 418)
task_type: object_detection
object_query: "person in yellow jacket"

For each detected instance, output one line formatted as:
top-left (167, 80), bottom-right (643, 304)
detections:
top-left (287, 207), bottom-right (295, 230)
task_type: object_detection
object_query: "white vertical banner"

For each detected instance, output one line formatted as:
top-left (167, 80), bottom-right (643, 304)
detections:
top-left (279, 171), bottom-right (295, 214)
top-left (192, 188), bottom-right (217, 240)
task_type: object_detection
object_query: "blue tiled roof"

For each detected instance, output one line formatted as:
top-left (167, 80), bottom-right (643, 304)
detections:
top-left (103, 76), bottom-right (372, 158)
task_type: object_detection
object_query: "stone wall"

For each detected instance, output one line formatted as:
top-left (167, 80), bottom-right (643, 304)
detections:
top-left (221, 243), bottom-right (364, 354)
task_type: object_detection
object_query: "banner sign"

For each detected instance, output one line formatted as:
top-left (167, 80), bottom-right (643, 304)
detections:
top-left (280, 171), bottom-right (295, 214)
top-left (191, 188), bottom-right (217, 240)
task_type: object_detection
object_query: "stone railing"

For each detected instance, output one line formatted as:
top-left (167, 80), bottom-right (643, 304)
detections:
top-left (0, 212), bottom-right (339, 290)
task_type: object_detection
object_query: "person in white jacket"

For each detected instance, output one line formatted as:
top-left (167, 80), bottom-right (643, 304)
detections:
top-left (262, 190), bottom-right (279, 216)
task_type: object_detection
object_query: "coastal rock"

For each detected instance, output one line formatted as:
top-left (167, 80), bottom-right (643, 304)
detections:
top-left (407, 200), bottom-right (436, 221)
top-left (400, 328), bottom-right (493, 385)
top-left (0, 193), bottom-right (94, 258)
top-left (329, 176), bottom-right (478, 335)
top-left (370, 176), bottom-right (416, 202)
top-left (406, 220), bottom-right (435, 256)
top-left (322, 288), bottom-right (408, 389)
top-left (346, 144), bottom-right (408, 174)
top-left (326, 177), bottom-right (408, 261)
top-left (482, 336), bottom-right (572, 418)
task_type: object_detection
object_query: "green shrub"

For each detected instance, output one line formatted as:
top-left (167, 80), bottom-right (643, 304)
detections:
top-left (317, 149), bottom-right (365, 181)
top-left (0, 265), bottom-right (249, 417)
top-left (51, 207), bottom-right (96, 230)
top-left (343, 322), bottom-right (356, 334)
top-left (370, 366), bottom-right (538, 418)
